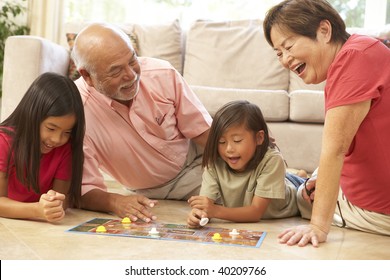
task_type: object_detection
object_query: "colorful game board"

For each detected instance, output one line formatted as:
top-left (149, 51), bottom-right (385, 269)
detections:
top-left (68, 218), bottom-right (266, 248)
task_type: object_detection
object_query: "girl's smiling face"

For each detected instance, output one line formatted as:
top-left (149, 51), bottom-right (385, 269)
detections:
top-left (217, 124), bottom-right (264, 172)
top-left (270, 21), bottom-right (337, 85)
top-left (40, 114), bottom-right (76, 154)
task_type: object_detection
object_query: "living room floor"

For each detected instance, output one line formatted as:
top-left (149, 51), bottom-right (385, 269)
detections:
top-left (1, 180), bottom-right (389, 261)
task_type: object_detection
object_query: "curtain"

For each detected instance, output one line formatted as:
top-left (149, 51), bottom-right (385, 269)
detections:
top-left (28, 0), bottom-right (65, 44)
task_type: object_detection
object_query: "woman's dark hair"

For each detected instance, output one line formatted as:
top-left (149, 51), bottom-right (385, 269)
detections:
top-left (202, 100), bottom-right (270, 172)
top-left (263, 0), bottom-right (350, 47)
top-left (1, 72), bottom-right (85, 207)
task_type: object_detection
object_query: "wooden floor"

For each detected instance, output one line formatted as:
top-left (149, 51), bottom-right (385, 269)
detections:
top-left (1, 181), bottom-right (389, 261)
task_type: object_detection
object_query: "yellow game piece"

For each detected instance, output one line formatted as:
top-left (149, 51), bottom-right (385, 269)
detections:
top-left (212, 233), bottom-right (222, 240)
top-left (121, 217), bottom-right (131, 224)
top-left (96, 225), bottom-right (106, 233)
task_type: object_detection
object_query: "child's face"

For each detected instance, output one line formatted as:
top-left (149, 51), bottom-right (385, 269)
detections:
top-left (40, 114), bottom-right (76, 154)
top-left (217, 124), bottom-right (264, 172)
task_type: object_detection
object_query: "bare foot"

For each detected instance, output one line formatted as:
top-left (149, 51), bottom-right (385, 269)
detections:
top-left (297, 169), bottom-right (308, 178)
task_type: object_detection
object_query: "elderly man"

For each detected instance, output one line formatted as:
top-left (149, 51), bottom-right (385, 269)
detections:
top-left (72, 23), bottom-right (211, 221)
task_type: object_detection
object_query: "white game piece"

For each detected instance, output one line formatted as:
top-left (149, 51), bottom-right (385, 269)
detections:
top-left (199, 217), bottom-right (209, 226)
top-left (148, 227), bottom-right (159, 235)
top-left (229, 229), bottom-right (239, 236)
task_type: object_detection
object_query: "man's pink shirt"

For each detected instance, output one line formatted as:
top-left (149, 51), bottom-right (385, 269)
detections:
top-left (75, 57), bottom-right (212, 194)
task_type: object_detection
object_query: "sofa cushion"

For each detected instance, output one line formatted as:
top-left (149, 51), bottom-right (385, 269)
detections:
top-left (64, 20), bottom-right (183, 74)
top-left (289, 90), bottom-right (325, 123)
top-left (191, 85), bottom-right (289, 121)
top-left (184, 19), bottom-right (289, 91)
top-left (268, 122), bottom-right (323, 173)
top-left (65, 32), bottom-right (138, 80)
top-left (133, 19), bottom-right (183, 74)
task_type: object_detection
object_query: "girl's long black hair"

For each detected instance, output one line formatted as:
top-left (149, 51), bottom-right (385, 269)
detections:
top-left (1, 72), bottom-right (85, 207)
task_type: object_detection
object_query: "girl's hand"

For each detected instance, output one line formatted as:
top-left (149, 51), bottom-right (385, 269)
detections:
top-left (38, 190), bottom-right (66, 222)
top-left (187, 208), bottom-right (208, 228)
top-left (302, 178), bottom-right (316, 204)
top-left (188, 196), bottom-right (214, 211)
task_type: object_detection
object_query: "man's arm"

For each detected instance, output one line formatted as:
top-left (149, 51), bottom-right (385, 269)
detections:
top-left (81, 189), bottom-right (158, 221)
top-left (80, 188), bottom-right (115, 213)
top-left (191, 129), bottom-right (210, 148)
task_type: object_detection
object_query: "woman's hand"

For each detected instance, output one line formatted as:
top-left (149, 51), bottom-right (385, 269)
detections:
top-left (278, 224), bottom-right (328, 247)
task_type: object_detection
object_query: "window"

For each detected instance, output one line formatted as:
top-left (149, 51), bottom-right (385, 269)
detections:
top-left (64, 0), bottom-right (390, 28)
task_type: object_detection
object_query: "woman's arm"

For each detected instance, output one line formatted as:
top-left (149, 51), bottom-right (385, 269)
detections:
top-left (279, 100), bottom-right (371, 246)
top-left (311, 100), bottom-right (371, 233)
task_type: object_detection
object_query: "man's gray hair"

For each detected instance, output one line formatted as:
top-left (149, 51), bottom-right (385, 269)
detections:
top-left (71, 38), bottom-right (96, 75)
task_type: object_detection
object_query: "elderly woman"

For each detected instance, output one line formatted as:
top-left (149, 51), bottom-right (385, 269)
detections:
top-left (263, 0), bottom-right (390, 247)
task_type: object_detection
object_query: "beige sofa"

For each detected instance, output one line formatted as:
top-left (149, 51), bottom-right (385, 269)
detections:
top-left (2, 19), bottom-right (389, 173)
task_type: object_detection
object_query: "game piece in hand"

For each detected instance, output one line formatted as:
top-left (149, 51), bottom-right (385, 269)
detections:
top-left (229, 229), bottom-right (239, 236)
top-left (148, 227), bottom-right (159, 235)
top-left (199, 217), bottom-right (209, 226)
top-left (212, 233), bottom-right (222, 240)
top-left (96, 225), bottom-right (106, 233)
top-left (121, 217), bottom-right (131, 224)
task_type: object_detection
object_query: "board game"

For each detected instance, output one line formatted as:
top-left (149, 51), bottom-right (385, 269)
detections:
top-left (68, 218), bottom-right (266, 248)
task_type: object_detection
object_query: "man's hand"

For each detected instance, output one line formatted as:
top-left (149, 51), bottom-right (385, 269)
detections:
top-left (113, 194), bottom-right (158, 222)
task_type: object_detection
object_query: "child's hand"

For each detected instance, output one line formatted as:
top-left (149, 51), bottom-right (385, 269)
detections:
top-left (38, 190), bottom-right (66, 222)
top-left (188, 195), bottom-right (214, 211)
top-left (187, 208), bottom-right (208, 228)
top-left (302, 178), bottom-right (316, 204)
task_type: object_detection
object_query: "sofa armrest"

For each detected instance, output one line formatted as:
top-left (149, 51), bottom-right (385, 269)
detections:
top-left (1, 35), bottom-right (69, 121)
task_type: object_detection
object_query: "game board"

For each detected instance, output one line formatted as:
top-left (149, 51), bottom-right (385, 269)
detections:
top-left (68, 218), bottom-right (266, 248)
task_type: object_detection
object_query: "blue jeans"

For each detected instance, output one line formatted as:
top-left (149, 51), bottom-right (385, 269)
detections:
top-left (285, 172), bottom-right (306, 189)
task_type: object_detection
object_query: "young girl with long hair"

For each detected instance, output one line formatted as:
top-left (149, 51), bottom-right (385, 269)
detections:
top-left (187, 100), bottom-right (305, 226)
top-left (0, 72), bottom-right (85, 222)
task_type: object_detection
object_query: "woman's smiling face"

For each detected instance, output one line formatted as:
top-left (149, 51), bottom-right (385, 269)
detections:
top-left (270, 23), bottom-right (332, 85)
